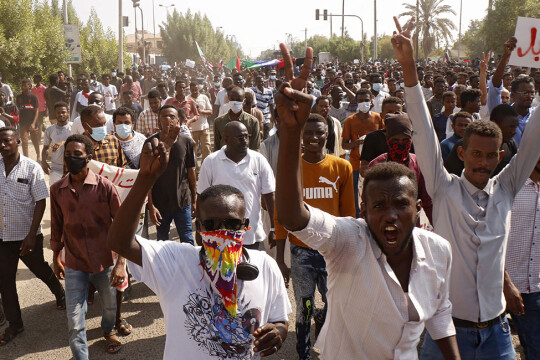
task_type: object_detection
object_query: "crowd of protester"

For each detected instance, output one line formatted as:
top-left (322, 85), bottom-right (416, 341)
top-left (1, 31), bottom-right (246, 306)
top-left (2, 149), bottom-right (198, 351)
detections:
top-left (1, 15), bottom-right (540, 360)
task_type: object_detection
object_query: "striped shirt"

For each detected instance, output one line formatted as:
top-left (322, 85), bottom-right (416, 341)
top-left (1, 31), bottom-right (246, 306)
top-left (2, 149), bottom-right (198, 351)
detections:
top-left (251, 87), bottom-right (274, 123)
top-left (506, 178), bottom-right (540, 294)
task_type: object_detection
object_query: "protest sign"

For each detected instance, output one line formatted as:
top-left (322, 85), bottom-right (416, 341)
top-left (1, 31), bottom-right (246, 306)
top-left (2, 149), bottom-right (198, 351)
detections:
top-left (509, 17), bottom-right (540, 68)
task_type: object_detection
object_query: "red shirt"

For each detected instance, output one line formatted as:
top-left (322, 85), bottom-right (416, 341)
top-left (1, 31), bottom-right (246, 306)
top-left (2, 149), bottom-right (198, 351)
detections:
top-left (165, 96), bottom-right (199, 122)
top-left (31, 84), bottom-right (47, 112)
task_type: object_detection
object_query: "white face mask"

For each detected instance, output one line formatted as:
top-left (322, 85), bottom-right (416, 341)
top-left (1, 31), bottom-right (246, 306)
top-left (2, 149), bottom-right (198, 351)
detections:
top-left (357, 101), bottom-right (371, 113)
top-left (230, 101), bottom-right (243, 114)
top-left (372, 83), bottom-right (383, 92)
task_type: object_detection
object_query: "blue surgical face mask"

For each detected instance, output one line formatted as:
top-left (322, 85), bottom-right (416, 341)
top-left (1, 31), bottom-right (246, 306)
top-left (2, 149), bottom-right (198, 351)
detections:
top-left (372, 83), bottom-right (383, 92)
top-left (111, 72), bottom-right (117, 77)
top-left (90, 125), bottom-right (107, 142)
top-left (115, 124), bottom-right (132, 139)
top-left (400, 82), bottom-right (405, 89)
top-left (214, 82), bottom-right (221, 87)
top-left (269, 75), bottom-right (276, 80)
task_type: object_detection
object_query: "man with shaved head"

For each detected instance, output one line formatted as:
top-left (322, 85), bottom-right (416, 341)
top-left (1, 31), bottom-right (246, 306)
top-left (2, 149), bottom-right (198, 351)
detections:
top-left (213, 87), bottom-right (261, 151)
top-left (198, 121), bottom-right (274, 250)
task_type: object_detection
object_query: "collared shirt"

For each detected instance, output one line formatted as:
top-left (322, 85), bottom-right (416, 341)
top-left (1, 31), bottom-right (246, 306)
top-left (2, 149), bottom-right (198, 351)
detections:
top-left (31, 84), bottom-right (47, 112)
top-left (0, 155), bottom-right (49, 241)
top-left (93, 134), bottom-right (127, 168)
top-left (50, 170), bottom-right (121, 274)
top-left (188, 94), bottom-right (212, 131)
top-left (165, 96), bottom-right (199, 122)
top-left (213, 111), bottom-right (260, 151)
top-left (432, 112), bottom-right (449, 142)
top-left (197, 147), bottom-right (275, 245)
top-left (43, 123), bottom-right (72, 171)
top-left (291, 205), bottom-right (455, 360)
top-left (372, 91), bottom-right (389, 113)
top-left (506, 178), bottom-right (540, 294)
top-left (440, 134), bottom-right (460, 161)
top-left (250, 86), bottom-right (274, 123)
top-left (405, 83), bottom-right (540, 322)
top-left (136, 108), bottom-right (160, 137)
top-left (120, 82), bottom-right (143, 103)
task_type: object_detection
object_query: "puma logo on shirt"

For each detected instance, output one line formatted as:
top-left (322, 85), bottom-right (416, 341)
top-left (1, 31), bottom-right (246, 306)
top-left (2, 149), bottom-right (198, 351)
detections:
top-left (302, 176), bottom-right (340, 200)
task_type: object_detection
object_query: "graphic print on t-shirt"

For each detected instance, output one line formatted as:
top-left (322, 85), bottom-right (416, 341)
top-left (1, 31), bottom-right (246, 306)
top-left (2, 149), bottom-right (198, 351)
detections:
top-left (183, 288), bottom-right (262, 359)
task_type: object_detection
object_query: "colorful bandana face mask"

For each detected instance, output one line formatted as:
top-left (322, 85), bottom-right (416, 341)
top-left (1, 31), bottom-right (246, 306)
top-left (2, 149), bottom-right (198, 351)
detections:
top-left (201, 229), bottom-right (246, 317)
top-left (387, 139), bottom-right (412, 164)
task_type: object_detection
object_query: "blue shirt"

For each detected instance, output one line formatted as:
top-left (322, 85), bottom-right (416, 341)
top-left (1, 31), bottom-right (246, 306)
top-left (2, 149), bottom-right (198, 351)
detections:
top-left (440, 134), bottom-right (460, 162)
top-left (431, 112), bottom-right (449, 142)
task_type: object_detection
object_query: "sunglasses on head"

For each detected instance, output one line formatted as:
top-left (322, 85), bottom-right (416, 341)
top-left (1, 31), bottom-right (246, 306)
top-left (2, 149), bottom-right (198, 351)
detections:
top-left (200, 218), bottom-right (247, 231)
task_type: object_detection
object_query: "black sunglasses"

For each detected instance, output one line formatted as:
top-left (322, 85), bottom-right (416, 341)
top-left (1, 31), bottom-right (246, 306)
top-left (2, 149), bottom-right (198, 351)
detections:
top-left (200, 218), bottom-right (247, 231)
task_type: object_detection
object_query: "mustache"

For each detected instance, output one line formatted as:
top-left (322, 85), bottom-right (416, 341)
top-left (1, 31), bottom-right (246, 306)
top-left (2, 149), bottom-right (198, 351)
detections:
top-left (472, 167), bottom-right (491, 174)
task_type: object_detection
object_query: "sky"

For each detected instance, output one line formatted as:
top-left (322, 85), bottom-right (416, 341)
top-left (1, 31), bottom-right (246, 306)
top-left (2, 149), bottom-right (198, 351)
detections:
top-left (72, 0), bottom-right (490, 59)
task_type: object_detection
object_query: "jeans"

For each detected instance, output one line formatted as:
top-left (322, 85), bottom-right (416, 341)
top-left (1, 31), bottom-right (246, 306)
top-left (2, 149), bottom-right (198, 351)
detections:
top-left (156, 206), bottom-right (194, 244)
top-left (290, 244), bottom-right (328, 360)
top-left (511, 292), bottom-right (540, 359)
top-left (420, 316), bottom-right (515, 360)
top-left (65, 266), bottom-right (117, 360)
top-left (353, 170), bottom-right (360, 218)
top-left (0, 235), bottom-right (64, 329)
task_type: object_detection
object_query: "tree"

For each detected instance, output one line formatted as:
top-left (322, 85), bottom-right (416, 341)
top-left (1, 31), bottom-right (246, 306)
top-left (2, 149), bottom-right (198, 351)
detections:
top-left (458, 20), bottom-right (485, 59)
top-left (481, 0), bottom-right (540, 55)
top-left (377, 35), bottom-right (395, 60)
top-left (0, 0), bottom-right (67, 90)
top-left (160, 9), bottom-right (239, 66)
top-left (400, 0), bottom-right (456, 58)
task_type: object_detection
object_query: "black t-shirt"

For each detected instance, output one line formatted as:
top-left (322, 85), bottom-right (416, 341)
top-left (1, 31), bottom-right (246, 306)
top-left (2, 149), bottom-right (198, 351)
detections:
top-left (146, 133), bottom-right (195, 211)
top-left (359, 129), bottom-right (415, 163)
top-left (16, 93), bottom-right (38, 126)
top-left (444, 138), bottom-right (518, 177)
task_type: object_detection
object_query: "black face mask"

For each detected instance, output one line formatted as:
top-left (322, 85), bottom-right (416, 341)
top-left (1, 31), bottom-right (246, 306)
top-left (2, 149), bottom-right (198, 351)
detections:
top-left (64, 156), bottom-right (88, 175)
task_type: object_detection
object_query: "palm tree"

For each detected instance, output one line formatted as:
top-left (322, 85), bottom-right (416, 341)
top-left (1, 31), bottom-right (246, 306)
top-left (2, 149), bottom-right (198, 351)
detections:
top-left (400, 0), bottom-right (457, 58)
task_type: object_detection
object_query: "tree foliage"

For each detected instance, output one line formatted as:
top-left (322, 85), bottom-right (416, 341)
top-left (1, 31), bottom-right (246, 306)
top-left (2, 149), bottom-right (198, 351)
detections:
top-left (0, 0), bottom-right (67, 88)
top-left (458, 20), bottom-right (485, 59)
top-left (160, 9), bottom-right (239, 65)
top-left (400, 0), bottom-right (456, 58)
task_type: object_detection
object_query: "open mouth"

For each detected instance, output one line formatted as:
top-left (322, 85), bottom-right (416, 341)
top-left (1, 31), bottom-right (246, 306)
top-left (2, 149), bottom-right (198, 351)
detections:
top-left (383, 225), bottom-right (399, 246)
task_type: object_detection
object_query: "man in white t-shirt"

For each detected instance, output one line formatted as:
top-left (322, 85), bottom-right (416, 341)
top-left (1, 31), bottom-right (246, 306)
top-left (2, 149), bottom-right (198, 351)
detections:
top-left (100, 74), bottom-right (118, 114)
top-left (214, 77), bottom-right (234, 117)
top-left (188, 82), bottom-right (212, 167)
top-left (41, 102), bottom-right (72, 185)
top-left (71, 93), bottom-right (114, 135)
top-left (107, 128), bottom-right (291, 360)
top-left (198, 121), bottom-right (275, 250)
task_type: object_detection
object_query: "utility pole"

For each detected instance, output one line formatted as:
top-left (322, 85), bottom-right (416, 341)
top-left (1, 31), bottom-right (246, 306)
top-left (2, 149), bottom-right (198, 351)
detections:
top-left (374, 0), bottom-right (378, 60)
top-left (304, 28), bottom-right (308, 49)
top-left (118, 0), bottom-right (123, 72)
top-left (152, 0), bottom-right (156, 49)
top-left (415, 0), bottom-right (419, 59)
top-left (139, 6), bottom-right (145, 64)
top-left (62, 0), bottom-right (72, 77)
top-left (330, 14), bottom-right (333, 38)
top-left (134, 6), bottom-right (138, 65)
top-left (342, 0), bottom-right (345, 38)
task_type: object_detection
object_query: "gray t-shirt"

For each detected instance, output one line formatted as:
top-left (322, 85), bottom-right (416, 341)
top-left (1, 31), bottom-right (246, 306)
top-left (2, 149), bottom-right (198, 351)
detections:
top-left (43, 123), bottom-right (72, 171)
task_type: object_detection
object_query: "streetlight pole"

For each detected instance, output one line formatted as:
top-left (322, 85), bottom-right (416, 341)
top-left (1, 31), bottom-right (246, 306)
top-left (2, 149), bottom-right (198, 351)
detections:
top-left (374, 0), bottom-right (378, 60)
top-left (342, 0), bottom-right (345, 38)
top-left (458, 0), bottom-right (462, 59)
top-left (62, 0), bottom-right (72, 77)
top-left (138, 6), bottom-right (145, 64)
top-left (159, 4), bottom-right (175, 17)
top-left (118, 0), bottom-right (123, 72)
top-left (152, 0), bottom-right (156, 50)
top-left (316, 11), bottom-right (365, 63)
top-left (415, 0), bottom-right (419, 59)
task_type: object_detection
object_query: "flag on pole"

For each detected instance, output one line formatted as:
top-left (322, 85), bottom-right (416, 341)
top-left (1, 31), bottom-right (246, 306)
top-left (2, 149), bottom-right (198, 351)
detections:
top-left (235, 54), bottom-right (241, 72)
top-left (195, 41), bottom-right (213, 72)
top-left (443, 46), bottom-right (451, 63)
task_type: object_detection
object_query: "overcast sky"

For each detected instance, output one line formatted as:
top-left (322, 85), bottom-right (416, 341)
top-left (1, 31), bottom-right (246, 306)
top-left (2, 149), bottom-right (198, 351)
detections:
top-left (72, 0), bottom-right (490, 58)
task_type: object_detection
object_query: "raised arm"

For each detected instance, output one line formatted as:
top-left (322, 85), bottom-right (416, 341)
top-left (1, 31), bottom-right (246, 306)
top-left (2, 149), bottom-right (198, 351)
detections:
top-left (479, 52), bottom-right (488, 106)
top-left (275, 43), bottom-right (313, 232)
top-left (108, 124), bottom-right (181, 266)
top-left (392, 16), bottom-right (452, 197)
top-left (487, 38), bottom-right (517, 113)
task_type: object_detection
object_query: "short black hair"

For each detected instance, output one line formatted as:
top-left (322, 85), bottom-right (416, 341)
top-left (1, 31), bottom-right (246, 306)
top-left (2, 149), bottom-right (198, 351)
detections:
top-left (0, 126), bottom-right (20, 139)
top-left (198, 184), bottom-right (245, 211)
top-left (147, 89), bottom-right (160, 99)
top-left (442, 91), bottom-right (456, 101)
top-left (355, 88), bottom-right (372, 99)
top-left (368, 73), bottom-right (381, 82)
top-left (460, 89), bottom-right (481, 108)
top-left (158, 104), bottom-right (185, 121)
top-left (49, 73), bottom-right (59, 85)
top-left (65, 134), bottom-right (94, 155)
top-left (113, 107), bottom-right (135, 123)
top-left (433, 77), bottom-right (446, 85)
top-left (462, 120), bottom-right (502, 149)
top-left (451, 111), bottom-right (473, 125)
top-left (54, 101), bottom-right (69, 111)
top-left (306, 113), bottom-right (327, 126)
top-left (80, 105), bottom-right (103, 123)
top-left (511, 75), bottom-right (535, 93)
top-left (362, 162), bottom-right (418, 201)
top-left (315, 95), bottom-right (330, 106)
top-left (490, 104), bottom-right (519, 125)
top-left (381, 96), bottom-right (402, 111)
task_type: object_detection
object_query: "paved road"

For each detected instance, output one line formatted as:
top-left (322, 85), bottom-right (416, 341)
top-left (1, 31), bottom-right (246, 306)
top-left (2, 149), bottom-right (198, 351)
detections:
top-left (2, 130), bottom-right (523, 359)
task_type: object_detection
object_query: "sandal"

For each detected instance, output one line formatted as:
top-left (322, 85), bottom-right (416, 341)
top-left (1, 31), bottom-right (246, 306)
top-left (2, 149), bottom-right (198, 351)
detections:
top-left (56, 293), bottom-right (66, 310)
top-left (116, 318), bottom-right (132, 336)
top-left (104, 331), bottom-right (122, 354)
top-left (0, 326), bottom-right (24, 346)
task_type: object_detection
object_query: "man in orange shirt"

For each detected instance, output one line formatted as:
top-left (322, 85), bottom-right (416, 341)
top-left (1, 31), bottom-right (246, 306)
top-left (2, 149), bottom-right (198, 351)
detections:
top-left (275, 114), bottom-right (355, 360)
top-left (342, 88), bottom-right (384, 217)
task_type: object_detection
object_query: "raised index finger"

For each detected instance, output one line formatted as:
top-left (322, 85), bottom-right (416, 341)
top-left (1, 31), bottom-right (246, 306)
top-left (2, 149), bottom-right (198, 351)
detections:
top-left (393, 16), bottom-right (403, 33)
top-left (280, 43), bottom-right (294, 83)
